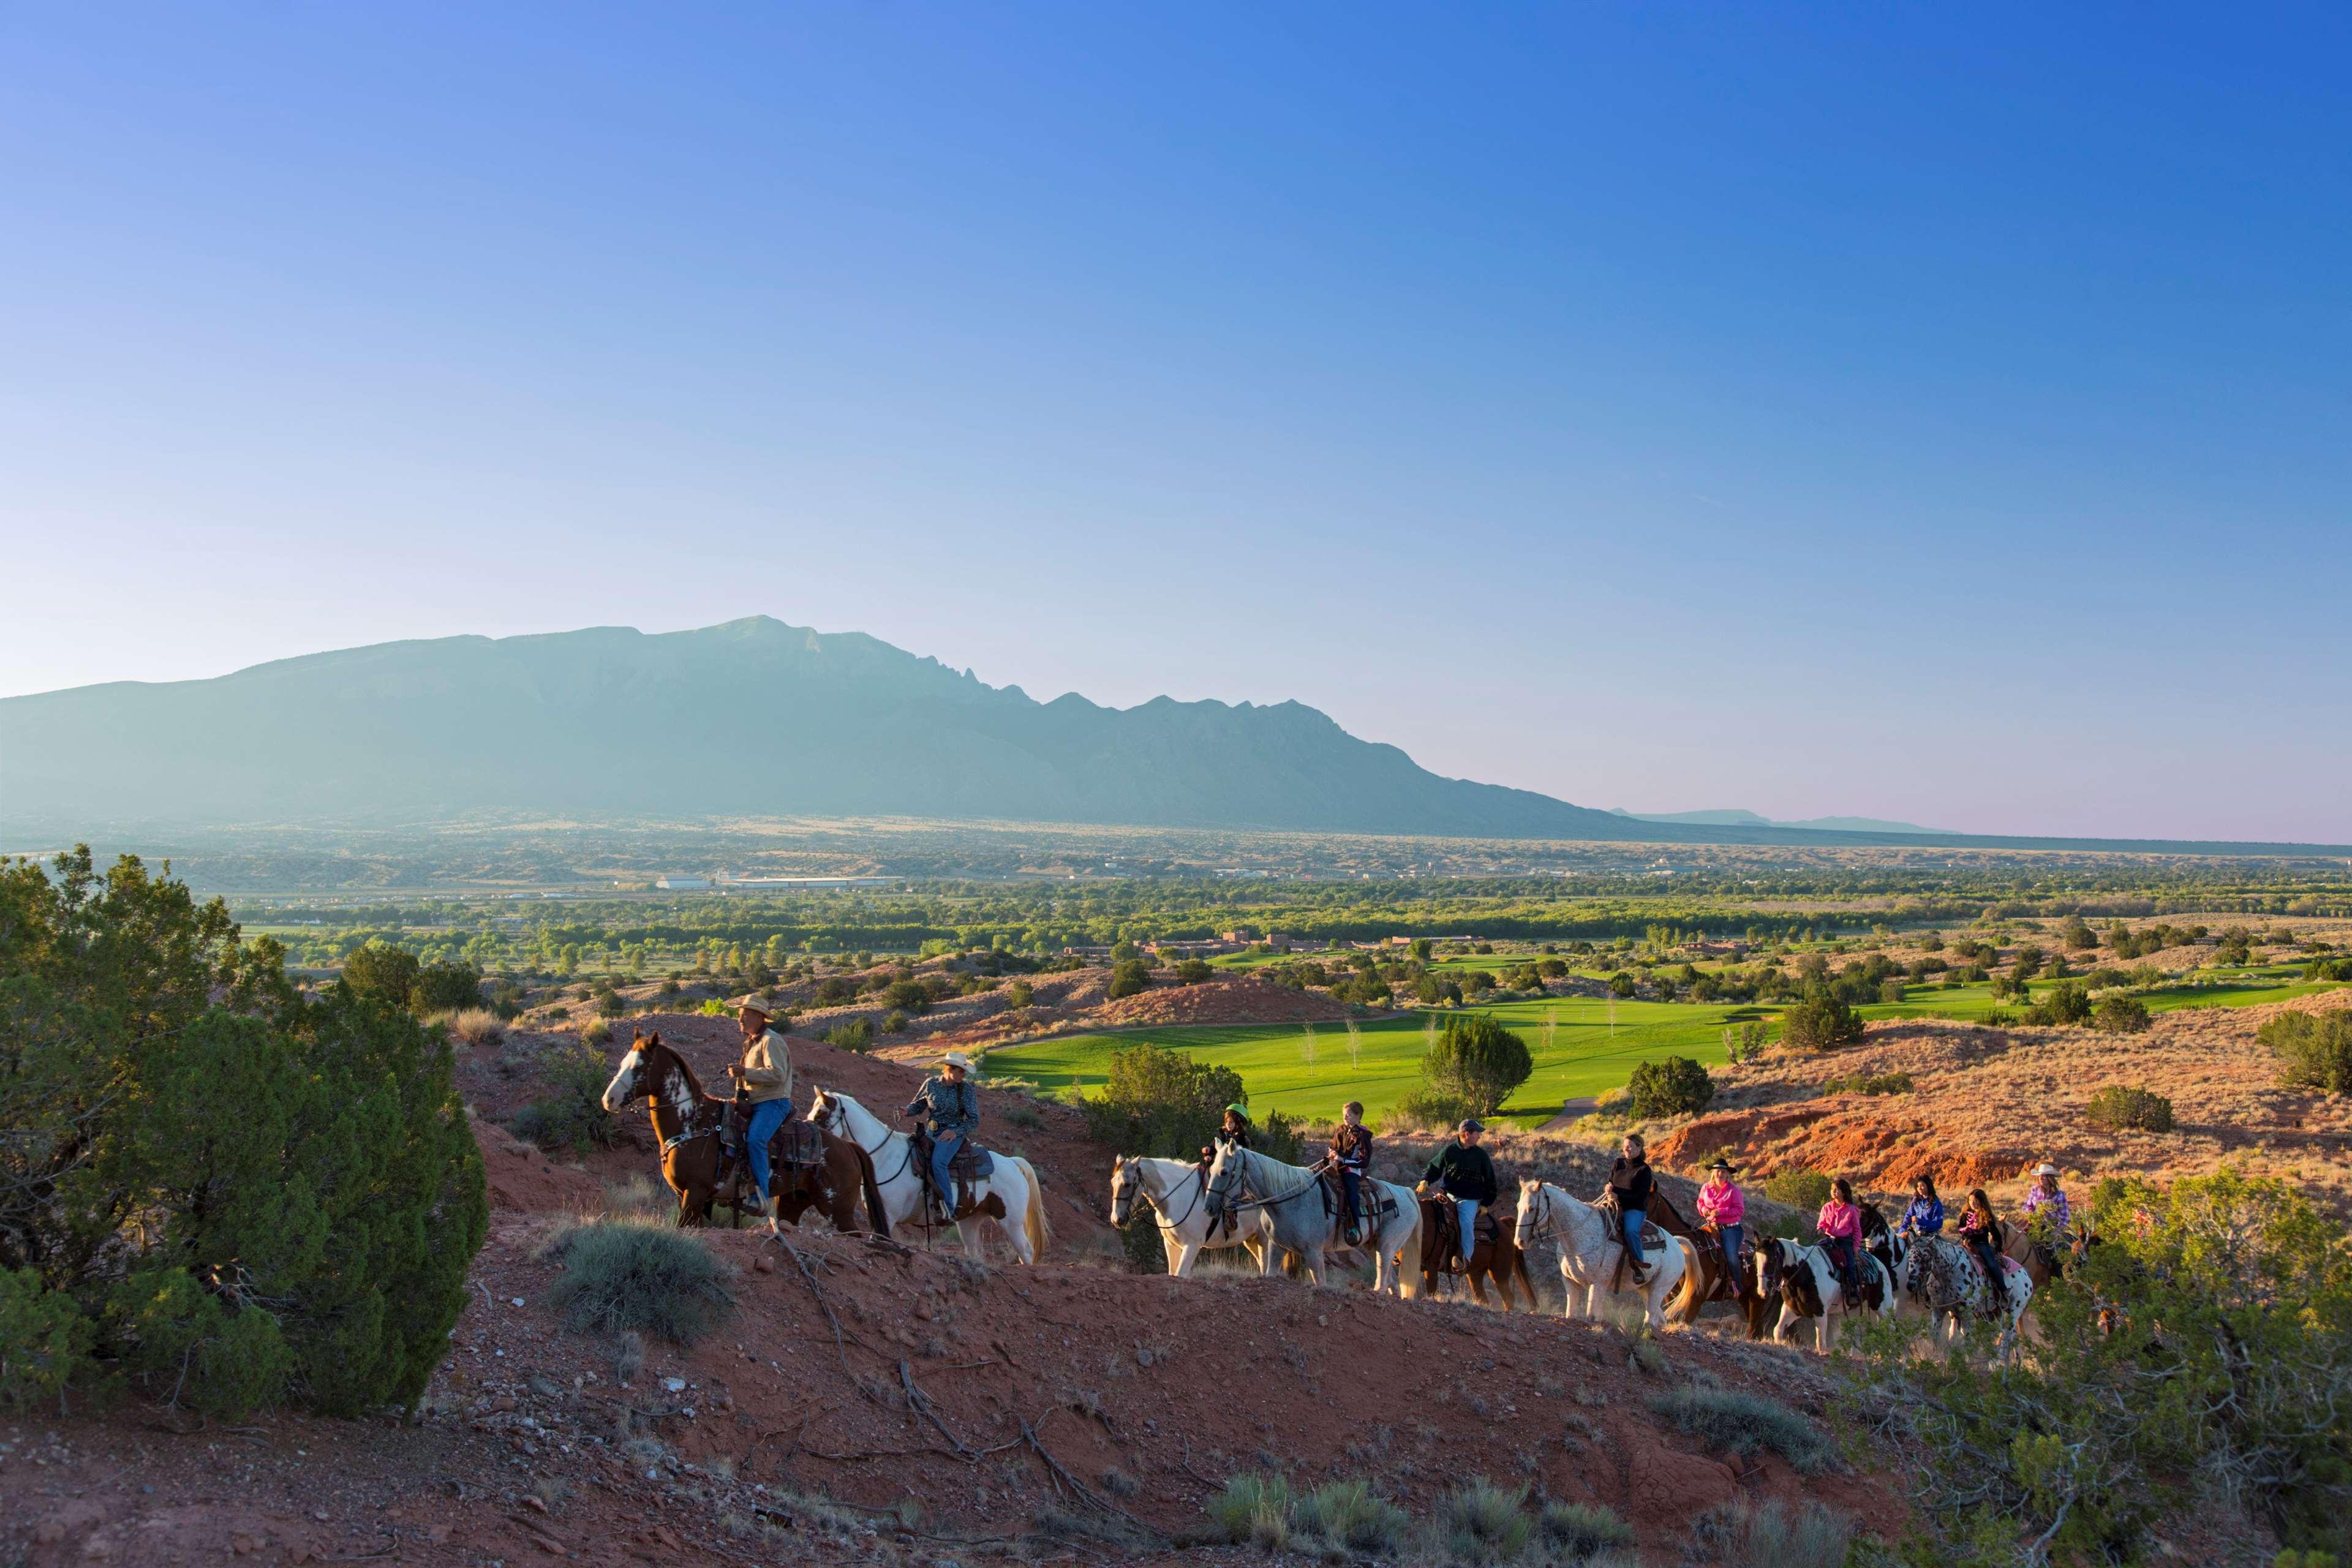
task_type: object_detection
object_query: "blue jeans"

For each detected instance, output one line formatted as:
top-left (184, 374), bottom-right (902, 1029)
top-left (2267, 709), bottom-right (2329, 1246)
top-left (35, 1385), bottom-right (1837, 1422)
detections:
top-left (1340, 1170), bottom-right (1363, 1223)
top-left (1622, 1205), bottom-right (1648, 1267)
top-left (929, 1131), bottom-right (963, 1209)
top-left (744, 1099), bottom-right (788, 1204)
top-left (1455, 1198), bottom-right (1480, 1252)
top-left (1717, 1223), bottom-right (1742, 1281)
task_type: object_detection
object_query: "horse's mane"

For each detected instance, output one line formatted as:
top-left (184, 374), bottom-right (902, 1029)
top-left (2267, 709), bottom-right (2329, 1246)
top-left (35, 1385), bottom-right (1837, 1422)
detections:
top-left (639, 1032), bottom-right (709, 1104)
top-left (1648, 1185), bottom-right (1694, 1232)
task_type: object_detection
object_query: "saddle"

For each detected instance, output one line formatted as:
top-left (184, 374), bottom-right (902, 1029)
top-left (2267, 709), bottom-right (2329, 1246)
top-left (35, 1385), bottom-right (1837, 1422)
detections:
top-left (1319, 1167), bottom-right (1395, 1227)
top-left (723, 1104), bottom-right (828, 1168)
top-left (1421, 1197), bottom-right (1501, 1272)
top-left (911, 1129), bottom-right (996, 1218)
top-left (1594, 1193), bottom-right (1668, 1290)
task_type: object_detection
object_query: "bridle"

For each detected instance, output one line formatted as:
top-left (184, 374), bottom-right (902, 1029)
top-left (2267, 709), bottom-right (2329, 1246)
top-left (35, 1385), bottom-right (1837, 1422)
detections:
top-left (812, 1091), bottom-right (917, 1187)
top-left (619, 1038), bottom-right (722, 1157)
top-left (1203, 1146), bottom-right (1322, 1227)
top-left (1515, 1184), bottom-right (1559, 1247)
top-left (1115, 1158), bottom-right (1205, 1233)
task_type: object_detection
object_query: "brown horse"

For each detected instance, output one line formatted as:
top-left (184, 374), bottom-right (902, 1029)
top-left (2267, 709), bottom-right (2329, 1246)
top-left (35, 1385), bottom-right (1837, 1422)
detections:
top-left (1416, 1197), bottom-right (1540, 1310)
top-left (1653, 1187), bottom-right (1767, 1338)
top-left (598, 1030), bottom-right (886, 1233)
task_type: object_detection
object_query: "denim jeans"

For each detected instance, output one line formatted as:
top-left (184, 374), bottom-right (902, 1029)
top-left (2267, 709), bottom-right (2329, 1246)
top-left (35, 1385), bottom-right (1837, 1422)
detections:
top-left (1455, 1198), bottom-right (1480, 1253)
top-left (929, 1131), bottom-right (963, 1210)
top-left (1340, 1170), bottom-right (1362, 1223)
top-left (744, 1098), bottom-right (788, 1204)
top-left (1717, 1222), bottom-right (1743, 1281)
top-left (1622, 1205), bottom-right (1648, 1267)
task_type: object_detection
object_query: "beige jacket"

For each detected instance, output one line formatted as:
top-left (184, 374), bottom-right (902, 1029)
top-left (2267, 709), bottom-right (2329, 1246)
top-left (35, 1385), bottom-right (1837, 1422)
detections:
top-left (736, 1029), bottom-right (794, 1104)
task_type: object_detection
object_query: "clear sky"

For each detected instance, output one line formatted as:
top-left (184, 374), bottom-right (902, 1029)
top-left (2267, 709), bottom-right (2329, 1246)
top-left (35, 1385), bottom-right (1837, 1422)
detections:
top-left (3, 5), bottom-right (2346, 842)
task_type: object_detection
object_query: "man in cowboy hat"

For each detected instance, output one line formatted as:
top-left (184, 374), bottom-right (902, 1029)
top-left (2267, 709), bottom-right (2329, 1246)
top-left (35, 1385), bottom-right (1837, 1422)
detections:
top-left (904, 1051), bottom-right (982, 1223)
top-left (723, 998), bottom-right (795, 1235)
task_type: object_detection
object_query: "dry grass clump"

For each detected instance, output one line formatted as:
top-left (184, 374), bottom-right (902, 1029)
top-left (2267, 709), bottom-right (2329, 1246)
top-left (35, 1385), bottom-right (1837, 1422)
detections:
top-left (538, 1215), bottom-right (734, 1345)
top-left (1688, 1497), bottom-right (1850, 1568)
top-left (440, 1007), bottom-right (507, 1046)
top-left (1649, 1385), bottom-right (1834, 1474)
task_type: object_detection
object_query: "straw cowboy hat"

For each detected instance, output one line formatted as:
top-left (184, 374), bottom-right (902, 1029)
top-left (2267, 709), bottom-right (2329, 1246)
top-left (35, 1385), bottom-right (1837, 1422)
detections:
top-left (2033, 1162), bottom-right (2060, 1177)
top-left (737, 997), bottom-right (772, 1018)
top-left (939, 1051), bottom-right (974, 1071)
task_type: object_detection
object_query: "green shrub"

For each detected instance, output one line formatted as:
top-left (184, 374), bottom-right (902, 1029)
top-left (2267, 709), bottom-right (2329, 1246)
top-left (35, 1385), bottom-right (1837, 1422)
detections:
top-left (0, 850), bottom-right (485, 1419)
top-left (0, 1265), bottom-right (90, 1412)
top-left (443, 1007), bottom-right (507, 1046)
top-left (413, 959), bottom-right (484, 1014)
top-left (1107, 958), bottom-right (1153, 999)
top-left (340, 940), bottom-right (421, 1008)
top-left (881, 1008), bottom-right (911, 1034)
top-left (2266, 1011), bottom-right (2352, 1095)
top-left (1174, 957), bottom-right (1214, 984)
top-left (1691, 1498), bottom-right (1850, 1568)
top-left (540, 1217), bottom-right (734, 1346)
top-left (827, 1017), bottom-right (874, 1052)
top-left (1840, 1167), bottom-right (2352, 1559)
top-left (2027, 981), bottom-right (2093, 1027)
top-left (1649, 1385), bottom-right (1833, 1473)
top-left (1821, 1069), bottom-right (1912, 1096)
top-left (1421, 1014), bottom-right (1533, 1117)
top-left (1626, 1055), bottom-right (1714, 1118)
top-left (1005, 979), bottom-right (1035, 1009)
top-left (580, 1017), bottom-right (613, 1047)
top-left (509, 1035), bottom-right (620, 1153)
top-left (1762, 1169), bottom-right (1831, 1212)
top-left (1205, 1472), bottom-right (1295, 1545)
top-left (883, 979), bottom-right (932, 1015)
top-left (1781, 991), bottom-right (1864, 1051)
top-left (1291, 1479), bottom-right (1409, 1556)
top-left (1075, 1041), bottom-right (1295, 1159)
top-left (2093, 995), bottom-right (2152, 1033)
top-left (1431, 1477), bottom-right (1532, 1564)
top-left (2085, 1085), bottom-right (2174, 1133)
top-left (1393, 1085), bottom-right (1479, 1131)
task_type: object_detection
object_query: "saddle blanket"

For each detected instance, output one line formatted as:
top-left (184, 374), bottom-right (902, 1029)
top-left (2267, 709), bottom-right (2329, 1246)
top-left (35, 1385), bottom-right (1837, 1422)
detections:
top-left (947, 1143), bottom-right (997, 1180)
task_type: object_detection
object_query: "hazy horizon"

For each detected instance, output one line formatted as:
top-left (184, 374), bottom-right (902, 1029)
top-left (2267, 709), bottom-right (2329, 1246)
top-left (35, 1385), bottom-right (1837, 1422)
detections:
top-left (4, 7), bottom-right (2346, 840)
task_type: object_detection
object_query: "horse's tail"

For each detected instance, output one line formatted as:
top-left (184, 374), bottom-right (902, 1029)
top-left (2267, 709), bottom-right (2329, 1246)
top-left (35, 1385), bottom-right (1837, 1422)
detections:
top-left (1013, 1155), bottom-right (1052, 1261)
top-left (856, 1141), bottom-right (891, 1238)
top-left (1667, 1243), bottom-right (1708, 1324)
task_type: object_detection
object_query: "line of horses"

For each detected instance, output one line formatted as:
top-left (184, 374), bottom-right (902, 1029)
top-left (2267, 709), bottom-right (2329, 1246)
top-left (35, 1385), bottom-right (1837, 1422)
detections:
top-left (598, 1035), bottom-right (2040, 1356)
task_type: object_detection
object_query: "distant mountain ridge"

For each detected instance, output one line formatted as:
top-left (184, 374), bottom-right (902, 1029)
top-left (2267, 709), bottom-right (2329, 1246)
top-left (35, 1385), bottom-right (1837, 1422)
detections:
top-left (1611, 807), bottom-right (1951, 835)
top-left (2, 618), bottom-right (2343, 856)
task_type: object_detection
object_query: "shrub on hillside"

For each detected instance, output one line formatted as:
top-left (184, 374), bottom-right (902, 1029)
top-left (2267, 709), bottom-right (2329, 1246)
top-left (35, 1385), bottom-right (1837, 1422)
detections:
top-left (1537, 1501), bottom-right (1636, 1560)
top-left (1822, 1069), bottom-right (1912, 1096)
top-left (1079, 1041), bottom-right (1240, 1158)
top-left (0, 848), bottom-right (485, 1417)
top-left (1690, 1498), bottom-right (1852, 1568)
top-left (413, 959), bottom-right (485, 1014)
top-left (1107, 958), bottom-right (1153, 1000)
top-left (2084, 1086), bottom-right (2174, 1133)
top-left (1841, 1167), bottom-right (2352, 1559)
top-left (1762, 1169), bottom-right (1831, 1212)
top-left (881, 1008), bottom-right (911, 1035)
top-left (2026, 981), bottom-right (2094, 1027)
top-left (340, 940), bottom-right (421, 1008)
top-left (1420, 1015), bottom-right (1533, 1117)
top-left (1392, 1086), bottom-right (1479, 1132)
top-left (883, 979), bottom-right (932, 1015)
top-left (509, 1035), bottom-right (620, 1153)
top-left (1174, 957), bottom-right (1215, 984)
top-left (1431, 1477), bottom-right (1534, 1564)
top-left (2265, 1011), bottom-right (2352, 1095)
top-left (1627, 1055), bottom-right (1714, 1118)
top-left (539, 1217), bottom-right (733, 1345)
top-left (1005, 979), bottom-right (1035, 1009)
top-left (826, 1017), bottom-right (874, 1052)
top-left (441, 1006), bottom-right (507, 1046)
top-left (1781, 991), bottom-right (1864, 1052)
top-left (2093, 995), bottom-right (2152, 1034)
top-left (1650, 1385), bottom-right (1834, 1473)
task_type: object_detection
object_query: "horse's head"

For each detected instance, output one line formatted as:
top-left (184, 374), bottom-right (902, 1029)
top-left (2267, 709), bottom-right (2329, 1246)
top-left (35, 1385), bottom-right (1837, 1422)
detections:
top-left (1203, 1140), bottom-right (1247, 1220)
top-left (1513, 1178), bottom-right (1545, 1235)
top-left (601, 1030), bottom-right (661, 1112)
top-left (1110, 1156), bottom-right (1143, 1226)
top-left (1755, 1235), bottom-right (1790, 1298)
top-left (807, 1088), bottom-right (843, 1133)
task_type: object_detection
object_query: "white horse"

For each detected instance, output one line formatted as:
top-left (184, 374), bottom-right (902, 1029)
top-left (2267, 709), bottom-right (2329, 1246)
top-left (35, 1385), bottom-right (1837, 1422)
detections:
top-left (1891, 1234), bottom-right (2032, 1352)
top-left (1202, 1143), bottom-right (1421, 1297)
top-left (1513, 1180), bottom-right (1692, 1331)
top-left (1753, 1235), bottom-right (1894, 1351)
top-left (806, 1088), bottom-right (1051, 1264)
top-left (1109, 1155), bottom-right (1278, 1276)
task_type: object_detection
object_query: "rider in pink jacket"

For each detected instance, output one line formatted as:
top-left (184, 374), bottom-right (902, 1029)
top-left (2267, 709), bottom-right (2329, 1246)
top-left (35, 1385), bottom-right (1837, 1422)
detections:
top-left (1695, 1160), bottom-right (1746, 1284)
top-left (1817, 1183), bottom-right (1863, 1299)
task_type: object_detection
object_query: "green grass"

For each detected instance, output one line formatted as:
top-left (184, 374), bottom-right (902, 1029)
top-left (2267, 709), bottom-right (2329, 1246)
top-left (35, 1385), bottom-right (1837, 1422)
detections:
top-left (987, 993), bottom-right (1759, 1127)
top-left (989, 963), bottom-right (2345, 1131)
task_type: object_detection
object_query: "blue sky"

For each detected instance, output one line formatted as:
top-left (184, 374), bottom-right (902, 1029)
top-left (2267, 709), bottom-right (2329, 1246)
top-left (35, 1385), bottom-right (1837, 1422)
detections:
top-left (3, 5), bottom-right (2346, 840)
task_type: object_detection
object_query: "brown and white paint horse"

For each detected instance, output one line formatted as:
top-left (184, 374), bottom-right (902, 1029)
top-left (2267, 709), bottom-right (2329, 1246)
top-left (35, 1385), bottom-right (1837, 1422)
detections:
top-left (600, 1030), bottom-right (885, 1234)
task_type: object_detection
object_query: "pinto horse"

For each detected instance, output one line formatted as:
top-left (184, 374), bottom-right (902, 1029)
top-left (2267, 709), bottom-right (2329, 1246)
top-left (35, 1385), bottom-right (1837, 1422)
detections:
top-left (600, 1031), bottom-right (885, 1233)
top-left (1416, 1196), bottom-right (1539, 1310)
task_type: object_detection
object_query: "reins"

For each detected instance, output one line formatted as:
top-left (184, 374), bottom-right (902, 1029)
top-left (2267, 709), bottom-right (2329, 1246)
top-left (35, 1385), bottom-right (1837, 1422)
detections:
top-left (1207, 1150), bottom-right (1327, 1219)
top-left (818, 1096), bottom-right (919, 1189)
top-left (1123, 1159), bottom-right (1206, 1233)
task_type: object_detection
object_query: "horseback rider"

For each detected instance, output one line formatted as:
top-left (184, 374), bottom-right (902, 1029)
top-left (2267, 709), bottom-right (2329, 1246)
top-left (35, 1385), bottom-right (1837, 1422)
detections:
top-left (1817, 1177), bottom-right (1864, 1302)
top-left (1958, 1186), bottom-right (2007, 1313)
top-left (1330, 1101), bottom-right (1373, 1246)
top-left (1897, 1173), bottom-right (1945, 1241)
top-left (903, 1051), bottom-right (981, 1224)
top-left (1200, 1103), bottom-right (1255, 1238)
top-left (1604, 1133), bottom-right (1657, 1286)
top-left (2021, 1162), bottom-right (2070, 1245)
top-left (1419, 1119), bottom-right (1498, 1272)
top-left (1694, 1158), bottom-right (1744, 1288)
top-left (721, 1000), bottom-right (794, 1236)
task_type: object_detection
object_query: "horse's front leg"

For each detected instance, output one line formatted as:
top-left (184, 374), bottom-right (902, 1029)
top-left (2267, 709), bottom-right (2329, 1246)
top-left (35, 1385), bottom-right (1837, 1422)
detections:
top-left (1169, 1235), bottom-right (1200, 1278)
top-left (1257, 1227), bottom-right (1282, 1276)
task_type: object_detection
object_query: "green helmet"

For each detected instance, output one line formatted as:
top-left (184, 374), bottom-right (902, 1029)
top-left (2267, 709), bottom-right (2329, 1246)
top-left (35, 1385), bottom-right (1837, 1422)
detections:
top-left (1225, 1102), bottom-right (1251, 1118)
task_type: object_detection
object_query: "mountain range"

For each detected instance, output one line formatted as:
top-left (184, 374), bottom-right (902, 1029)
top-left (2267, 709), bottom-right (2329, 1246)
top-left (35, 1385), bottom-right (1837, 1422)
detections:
top-left (2, 618), bottom-right (2343, 856)
top-left (1610, 808), bottom-right (1950, 835)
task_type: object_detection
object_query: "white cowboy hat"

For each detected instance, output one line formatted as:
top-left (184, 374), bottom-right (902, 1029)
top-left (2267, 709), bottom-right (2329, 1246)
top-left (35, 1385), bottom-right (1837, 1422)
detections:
top-left (940, 1051), bottom-right (973, 1070)
top-left (2033, 1162), bottom-right (2059, 1177)
top-left (737, 997), bottom-right (772, 1017)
